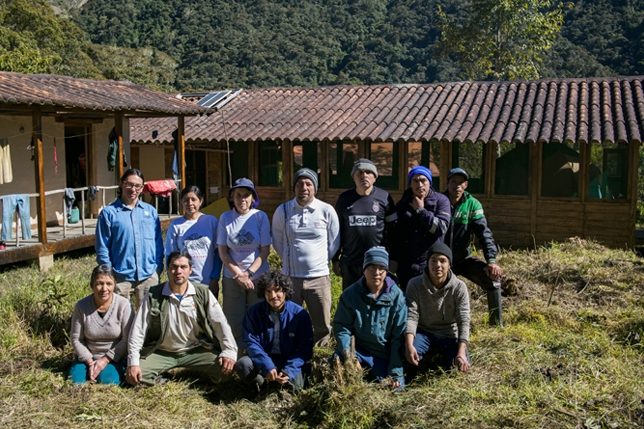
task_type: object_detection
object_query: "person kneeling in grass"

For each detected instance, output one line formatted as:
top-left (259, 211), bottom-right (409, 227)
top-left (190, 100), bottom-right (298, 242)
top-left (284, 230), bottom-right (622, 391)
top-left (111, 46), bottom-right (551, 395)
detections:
top-left (234, 270), bottom-right (314, 391)
top-left (333, 246), bottom-right (407, 391)
top-left (126, 250), bottom-right (237, 386)
top-left (404, 243), bottom-right (471, 381)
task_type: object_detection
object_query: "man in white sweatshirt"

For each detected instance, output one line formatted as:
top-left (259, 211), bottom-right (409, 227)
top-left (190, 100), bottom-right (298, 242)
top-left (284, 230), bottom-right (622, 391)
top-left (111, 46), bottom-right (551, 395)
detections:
top-left (272, 168), bottom-right (340, 346)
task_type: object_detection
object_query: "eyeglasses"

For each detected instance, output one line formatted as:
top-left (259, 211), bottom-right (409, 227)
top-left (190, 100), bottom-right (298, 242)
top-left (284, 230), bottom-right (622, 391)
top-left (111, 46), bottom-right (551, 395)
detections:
top-left (365, 265), bottom-right (387, 273)
top-left (123, 182), bottom-right (143, 191)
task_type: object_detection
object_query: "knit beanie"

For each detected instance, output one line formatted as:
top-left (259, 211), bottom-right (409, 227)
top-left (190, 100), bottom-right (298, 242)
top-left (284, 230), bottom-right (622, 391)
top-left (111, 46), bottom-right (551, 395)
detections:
top-left (293, 168), bottom-right (319, 194)
top-left (363, 246), bottom-right (389, 271)
top-left (408, 165), bottom-right (433, 186)
top-left (351, 158), bottom-right (379, 179)
top-left (427, 242), bottom-right (452, 265)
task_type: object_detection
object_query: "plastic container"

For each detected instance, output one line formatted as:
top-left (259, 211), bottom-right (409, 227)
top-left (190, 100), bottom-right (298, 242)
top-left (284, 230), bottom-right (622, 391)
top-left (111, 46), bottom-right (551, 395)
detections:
top-left (69, 207), bottom-right (80, 224)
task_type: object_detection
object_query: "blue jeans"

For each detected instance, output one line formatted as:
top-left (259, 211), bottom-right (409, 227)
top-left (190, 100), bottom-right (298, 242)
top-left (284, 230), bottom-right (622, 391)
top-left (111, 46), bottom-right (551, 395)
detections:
top-left (412, 329), bottom-right (470, 373)
top-left (68, 357), bottom-right (126, 385)
top-left (1, 194), bottom-right (31, 240)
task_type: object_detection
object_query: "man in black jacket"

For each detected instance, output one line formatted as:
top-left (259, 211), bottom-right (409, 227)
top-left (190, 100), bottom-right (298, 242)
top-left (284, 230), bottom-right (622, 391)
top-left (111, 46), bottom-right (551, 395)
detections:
top-left (389, 166), bottom-right (450, 290)
top-left (443, 168), bottom-right (503, 327)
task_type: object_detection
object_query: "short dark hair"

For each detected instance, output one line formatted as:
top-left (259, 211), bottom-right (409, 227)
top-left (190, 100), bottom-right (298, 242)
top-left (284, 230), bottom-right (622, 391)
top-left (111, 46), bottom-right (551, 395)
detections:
top-left (256, 270), bottom-right (294, 300)
top-left (90, 264), bottom-right (116, 288)
top-left (167, 250), bottom-right (193, 267)
top-left (180, 185), bottom-right (204, 201)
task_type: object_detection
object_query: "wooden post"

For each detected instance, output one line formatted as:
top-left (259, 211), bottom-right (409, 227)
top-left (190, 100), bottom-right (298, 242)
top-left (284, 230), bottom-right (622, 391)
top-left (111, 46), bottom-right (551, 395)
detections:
top-left (440, 140), bottom-right (451, 192)
top-left (177, 116), bottom-right (186, 188)
top-left (115, 113), bottom-right (125, 180)
top-left (282, 139), bottom-right (292, 201)
top-left (628, 141), bottom-right (640, 248)
top-left (32, 107), bottom-right (47, 245)
top-left (530, 141), bottom-right (541, 245)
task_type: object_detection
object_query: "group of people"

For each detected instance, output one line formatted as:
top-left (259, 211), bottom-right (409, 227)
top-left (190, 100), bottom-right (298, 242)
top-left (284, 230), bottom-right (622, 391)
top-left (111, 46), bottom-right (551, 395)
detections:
top-left (71, 160), bottom-right (503, 390)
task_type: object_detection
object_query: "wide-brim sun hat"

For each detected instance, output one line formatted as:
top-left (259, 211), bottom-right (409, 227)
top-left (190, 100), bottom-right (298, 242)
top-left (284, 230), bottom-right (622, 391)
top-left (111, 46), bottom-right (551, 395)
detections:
top-left (228, 177), bottom-right (260, 209)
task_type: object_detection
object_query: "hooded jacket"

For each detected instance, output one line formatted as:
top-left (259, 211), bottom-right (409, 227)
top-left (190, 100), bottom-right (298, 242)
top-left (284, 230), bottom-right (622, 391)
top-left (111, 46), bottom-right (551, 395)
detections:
top-left (405, 270), bottom-right (470, 343)
top-left (443, 190), bottom-right (497, 265)
top-left (333, 273), bottom-right (407, 381)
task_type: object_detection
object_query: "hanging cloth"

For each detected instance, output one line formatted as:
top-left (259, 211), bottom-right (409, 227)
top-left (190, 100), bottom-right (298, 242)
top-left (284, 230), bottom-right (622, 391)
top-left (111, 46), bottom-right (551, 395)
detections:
top-left (107, 127), bottom-right (127, 171)
top-left (53, 138), bottom-right (58, 175)
top-left (2, 141), bottom-right (12, 183)
top-left (0, 141), bottom-right (4, 185)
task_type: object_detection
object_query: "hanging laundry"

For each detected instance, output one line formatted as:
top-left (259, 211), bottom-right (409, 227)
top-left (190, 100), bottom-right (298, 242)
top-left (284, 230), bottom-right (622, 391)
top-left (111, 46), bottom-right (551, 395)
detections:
top-left (3, 142), bottom-right (12, 183)
top-left (1, 194), bottom-right (31, 240)
top-left (142, 180), bottom-right (177, 198)
top-left (107, 128), bottom-right (128, 171)
top-left (64, 188), bottom-right (75, 217)
top-left (87, 186), bottom-right (99, 201)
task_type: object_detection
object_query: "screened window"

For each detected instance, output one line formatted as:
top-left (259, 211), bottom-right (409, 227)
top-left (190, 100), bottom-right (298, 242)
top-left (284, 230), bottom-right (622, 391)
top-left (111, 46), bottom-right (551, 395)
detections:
top-left (368, 142), bottom-right (399, 190)
top-left (541, 142), bottom-right (580, 197)
top-left (452, 141), bottom-right (485, 194)
top-left (494, 142), bottom-right (529, 195)
top-left (227, 141), bottom-right (249, 183)
top-left (588, 143), bottom-right (628, 199)
top-left (258, 141), bottom-right (282, 187)
top-left (408, 141), bottom-right (441, 190)
top-left (293, 142), bottom-right (322, 176)
top-left (329, 142), bottom-right (358, 189)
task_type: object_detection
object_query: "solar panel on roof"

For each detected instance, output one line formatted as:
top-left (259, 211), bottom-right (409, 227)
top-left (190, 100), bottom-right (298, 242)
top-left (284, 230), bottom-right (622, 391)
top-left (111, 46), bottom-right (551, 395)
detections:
top-left (197, 91), bottom-right (231, 108)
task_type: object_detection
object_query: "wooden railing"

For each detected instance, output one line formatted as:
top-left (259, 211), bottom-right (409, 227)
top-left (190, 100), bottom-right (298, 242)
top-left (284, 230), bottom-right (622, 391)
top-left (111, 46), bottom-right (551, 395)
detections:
top-left (0, 180), bottom-right (181, 247)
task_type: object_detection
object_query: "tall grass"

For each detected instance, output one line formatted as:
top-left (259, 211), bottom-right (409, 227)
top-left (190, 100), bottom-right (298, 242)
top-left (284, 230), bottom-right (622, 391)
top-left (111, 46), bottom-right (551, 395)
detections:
top-left (1, 239), bottom-right (643, 428)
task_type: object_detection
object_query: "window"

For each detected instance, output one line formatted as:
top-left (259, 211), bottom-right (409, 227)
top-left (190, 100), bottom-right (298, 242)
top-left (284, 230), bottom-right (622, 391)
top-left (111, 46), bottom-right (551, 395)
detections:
top-left (494, 142), bottom-right (529, 195)
top-left (541, 142), bottom-right (580, 197)
top-left (257, 141), bottom-right (282, 187)
top-left (452, 141), bottom-right (485, 194)
top-left (293, 142), bottom-right (322, 175)
top-left (408, 141), bottom-right (441, 190)
top-left (227, 141), bottom-right (249, 183)
top-left (588, 143), bottom-right (628, 199)
top-left (329, 142), bottom-right (358, 189)
top-left (368, 142), bottom-right (399, 190)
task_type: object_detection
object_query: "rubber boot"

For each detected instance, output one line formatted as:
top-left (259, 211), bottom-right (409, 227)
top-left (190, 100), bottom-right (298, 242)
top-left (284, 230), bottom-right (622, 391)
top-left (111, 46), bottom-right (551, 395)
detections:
top-left (487, 288), bottom-right (503, 327)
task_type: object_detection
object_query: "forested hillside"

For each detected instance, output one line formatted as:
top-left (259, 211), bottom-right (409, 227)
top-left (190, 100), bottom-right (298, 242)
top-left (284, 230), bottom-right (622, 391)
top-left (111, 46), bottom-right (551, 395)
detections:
top-left (69, 0), bottom-right (644, 91)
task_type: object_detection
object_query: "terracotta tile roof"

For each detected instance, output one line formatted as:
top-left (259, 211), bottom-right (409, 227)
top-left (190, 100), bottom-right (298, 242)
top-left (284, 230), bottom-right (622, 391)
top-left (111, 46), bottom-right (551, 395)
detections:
top-left (130, 76), bottom-right (644, 144)
top-left (0, 72), bottom-right (211, 116)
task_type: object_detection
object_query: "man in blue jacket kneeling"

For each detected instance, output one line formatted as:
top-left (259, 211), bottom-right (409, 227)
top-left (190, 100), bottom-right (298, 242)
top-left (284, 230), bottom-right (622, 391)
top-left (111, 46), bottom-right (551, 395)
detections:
top-left (235, 270), bottom-right (314, 391)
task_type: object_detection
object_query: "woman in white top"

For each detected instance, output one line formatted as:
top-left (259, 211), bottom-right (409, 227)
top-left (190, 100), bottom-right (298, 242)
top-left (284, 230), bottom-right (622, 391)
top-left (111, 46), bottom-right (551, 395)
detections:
top-left (217, 178), bottom-right (271, 355)
top-left (69, 265), bottom-right (134, 385)
top-left (165, 186), bottom-right (222, 296)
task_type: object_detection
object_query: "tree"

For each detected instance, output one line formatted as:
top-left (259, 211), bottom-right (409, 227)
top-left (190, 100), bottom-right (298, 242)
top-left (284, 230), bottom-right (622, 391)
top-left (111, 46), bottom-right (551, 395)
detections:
top-left (437, 0), bottom-right (569, 81)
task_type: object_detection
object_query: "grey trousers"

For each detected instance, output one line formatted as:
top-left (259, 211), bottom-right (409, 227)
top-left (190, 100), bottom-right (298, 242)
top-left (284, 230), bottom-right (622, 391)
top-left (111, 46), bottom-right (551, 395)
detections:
top-left (222, 276), bottom-right (261, 357)
top-left (290, 275), bottom-right (331, 347)
top-left (115, 272), bottom-right (159, 308)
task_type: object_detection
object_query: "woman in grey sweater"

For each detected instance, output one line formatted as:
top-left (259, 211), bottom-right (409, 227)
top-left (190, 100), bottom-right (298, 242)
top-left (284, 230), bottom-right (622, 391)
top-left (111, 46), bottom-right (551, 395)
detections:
top-left (404, 243), bottom-right (470, 379)
top-left (69, 265), bottom-right (134, 385)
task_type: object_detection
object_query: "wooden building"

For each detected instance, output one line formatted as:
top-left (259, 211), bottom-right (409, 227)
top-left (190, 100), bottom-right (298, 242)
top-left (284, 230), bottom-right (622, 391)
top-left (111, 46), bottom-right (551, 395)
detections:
top-left (0, 72), bottom-right (211, 268)
top-left (130, 77), bottom-right (644, 250)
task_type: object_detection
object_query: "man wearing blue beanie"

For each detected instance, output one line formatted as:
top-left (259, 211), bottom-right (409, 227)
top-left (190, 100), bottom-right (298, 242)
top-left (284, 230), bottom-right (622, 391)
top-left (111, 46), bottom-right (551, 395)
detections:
top-left (389, 165), bottom-right (451, 290)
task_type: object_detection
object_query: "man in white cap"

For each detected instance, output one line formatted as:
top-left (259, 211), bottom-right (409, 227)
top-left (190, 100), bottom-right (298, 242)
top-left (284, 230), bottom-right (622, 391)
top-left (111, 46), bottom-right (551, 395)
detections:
top-left (333, 158), bottom-right (397, 290)
top-left (272, 168), bottom-right (340, 346)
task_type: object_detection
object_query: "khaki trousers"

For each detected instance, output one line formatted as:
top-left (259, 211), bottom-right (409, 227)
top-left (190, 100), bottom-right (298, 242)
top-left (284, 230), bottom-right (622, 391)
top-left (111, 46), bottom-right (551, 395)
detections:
top-left (290, 275), bottom-right (331, 347)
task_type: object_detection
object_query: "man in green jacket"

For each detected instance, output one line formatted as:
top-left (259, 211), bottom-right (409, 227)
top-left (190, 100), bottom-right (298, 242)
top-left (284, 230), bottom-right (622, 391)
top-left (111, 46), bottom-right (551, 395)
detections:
top-left (443, 168), bottom-right (503, 327)
top-left (126, 250), bottom-right (237, 386)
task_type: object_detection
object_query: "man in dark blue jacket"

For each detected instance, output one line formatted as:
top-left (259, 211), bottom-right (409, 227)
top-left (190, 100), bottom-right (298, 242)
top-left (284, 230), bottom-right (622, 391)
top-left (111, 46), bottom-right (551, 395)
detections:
top-left (389, 166), bottom-right (451, 290)
top-left (234, 270), bottom-right (314, 390)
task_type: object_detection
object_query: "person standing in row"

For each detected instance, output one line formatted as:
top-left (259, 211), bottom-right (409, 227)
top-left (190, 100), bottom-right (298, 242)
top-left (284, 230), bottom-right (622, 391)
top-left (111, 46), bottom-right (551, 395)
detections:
top-left (165, 186), bottom-right (222, 297)
top-left (217, 178), bottom-right (271, 355)
top-left (95, 168), bottom-right (163, 307)
top-left (333, 158), bottom-right (397, 290)
top-left (272, 168), bottom-right (340, 346)
top-left (389, 166), bottom-right (451, 290)
top-left (443, 168), bottom-right (503, 327)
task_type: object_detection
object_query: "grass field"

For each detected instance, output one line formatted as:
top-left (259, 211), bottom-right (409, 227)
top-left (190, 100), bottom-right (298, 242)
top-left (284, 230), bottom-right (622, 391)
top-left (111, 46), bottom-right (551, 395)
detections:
top-left (1, 238), bottom-right (643, 428)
